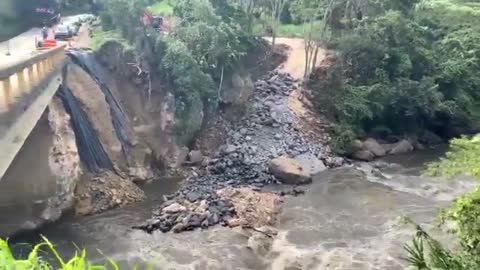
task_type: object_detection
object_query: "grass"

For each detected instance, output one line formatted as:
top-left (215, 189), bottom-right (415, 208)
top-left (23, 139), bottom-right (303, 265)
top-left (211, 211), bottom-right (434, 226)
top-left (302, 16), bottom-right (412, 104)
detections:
top-left (148, 0), bottom-right (174, 16)
top-left (277, 24), bottom-right (307, 38)
top-left (0, 237), bottom-right (118, 269)
top-left (90, 30), bottom-right (131, 51)
top-left (253, 21), bottom-right (323, 38)
top-left (253, 23), bottom-right (304, 38)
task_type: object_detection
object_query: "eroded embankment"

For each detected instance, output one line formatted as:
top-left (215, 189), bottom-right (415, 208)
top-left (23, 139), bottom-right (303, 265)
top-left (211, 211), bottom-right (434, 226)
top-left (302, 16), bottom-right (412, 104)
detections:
top-left (137, 67), bottom-right (342, 233)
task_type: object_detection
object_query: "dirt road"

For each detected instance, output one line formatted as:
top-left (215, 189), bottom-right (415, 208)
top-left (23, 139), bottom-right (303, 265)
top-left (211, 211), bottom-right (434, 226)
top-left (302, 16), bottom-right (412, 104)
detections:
top-left (0, 18), bottom-right (92, 69)
top-left (267, 37), bottom-right (326, 80)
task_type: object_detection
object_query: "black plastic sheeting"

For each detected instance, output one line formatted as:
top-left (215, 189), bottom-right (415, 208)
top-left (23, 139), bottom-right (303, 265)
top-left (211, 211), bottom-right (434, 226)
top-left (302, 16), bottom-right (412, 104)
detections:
top-left (56, 84), bottom-right (115, 173)
top-left (66, 50), bottom-right (133, 152)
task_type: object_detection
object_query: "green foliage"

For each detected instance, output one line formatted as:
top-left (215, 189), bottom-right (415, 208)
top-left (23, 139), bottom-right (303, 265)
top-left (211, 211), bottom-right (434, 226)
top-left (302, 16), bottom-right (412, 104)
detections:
top-left (417, 0), bottom-right (480, 29)
top-left (160, 38), bottom-right (216, 102)
top-left (409, 120), bottom-right (480, 269)
top-left (173, 3), bottom-right (249, 72)
top-left (319, 0), bottom-right (480, 143)
top-left (441, 187), bottom-right (480, 255)
top-left (98, 0), bottom-right (256, 145)
top-left (427, 136), bottom-right (480, 178)
top-left (404, 219), bottom-right (480, 270)
top-left (0, 237), bottom-right (118, 270)
top-left (329, 11), bottom-right (450, 133)
top-left (331, 123), bottom-right (357, 154)
top-left (159, 37), bottom-right (215, 144)
top-left (90, 30), bottom-right (130, 51)
top-left (148, 0), bottom-right (174, 16)
top-left (253, 22), bottom-right (308, 37)
top-left (100, 0), bottom-right (149, 42)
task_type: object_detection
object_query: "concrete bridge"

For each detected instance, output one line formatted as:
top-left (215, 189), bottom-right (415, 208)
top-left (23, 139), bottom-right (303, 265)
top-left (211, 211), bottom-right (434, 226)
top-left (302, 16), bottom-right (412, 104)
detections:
top-left (0, 45), bottom-right (67, 236)
top-left (0, 45), bottom-right (66, 181)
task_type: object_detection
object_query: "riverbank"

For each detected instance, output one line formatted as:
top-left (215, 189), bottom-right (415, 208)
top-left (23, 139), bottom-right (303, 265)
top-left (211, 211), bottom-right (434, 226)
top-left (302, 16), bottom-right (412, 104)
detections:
top-left (12, 146), bottom-right (474, 269)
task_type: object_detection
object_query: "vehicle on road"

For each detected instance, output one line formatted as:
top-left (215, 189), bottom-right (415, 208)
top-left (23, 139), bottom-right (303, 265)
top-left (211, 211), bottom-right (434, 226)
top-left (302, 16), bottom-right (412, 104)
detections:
top-left (75, 14), bottom-right (96, 23)
top-left (33, 1), bottom-right (61, 26)
top-left (54, 25), bottom-right (72, 40)
top-left (64, 22), bottom-right (80, 36)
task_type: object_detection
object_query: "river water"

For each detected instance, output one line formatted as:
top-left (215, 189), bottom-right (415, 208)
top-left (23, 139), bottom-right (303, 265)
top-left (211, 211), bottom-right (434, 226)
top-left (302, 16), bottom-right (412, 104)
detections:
top-left (10, 147), bottom-right (476, 270)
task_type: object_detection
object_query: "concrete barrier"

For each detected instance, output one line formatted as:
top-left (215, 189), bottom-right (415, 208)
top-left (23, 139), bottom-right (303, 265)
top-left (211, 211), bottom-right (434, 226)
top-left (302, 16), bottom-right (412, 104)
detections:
top-left (0, 45), bottom-right (66, 181)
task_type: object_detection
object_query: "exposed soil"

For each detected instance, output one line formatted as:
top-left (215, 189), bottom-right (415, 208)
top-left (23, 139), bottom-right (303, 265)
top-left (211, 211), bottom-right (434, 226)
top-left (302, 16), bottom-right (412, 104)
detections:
top-left (75, 171), bottom-right (146, 216)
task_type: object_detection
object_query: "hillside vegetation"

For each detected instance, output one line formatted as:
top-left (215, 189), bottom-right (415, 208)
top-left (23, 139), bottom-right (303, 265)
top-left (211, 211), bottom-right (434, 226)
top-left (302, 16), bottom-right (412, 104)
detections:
top-left (300, 0), bottom-right (480, 153)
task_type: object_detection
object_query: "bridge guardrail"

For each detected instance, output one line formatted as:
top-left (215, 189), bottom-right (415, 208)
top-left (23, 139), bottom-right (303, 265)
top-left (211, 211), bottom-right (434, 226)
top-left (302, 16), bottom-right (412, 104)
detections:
top-left (0, 45), bottom-right (66, 115)
top-left (0, 45), bottom-right (67, 181)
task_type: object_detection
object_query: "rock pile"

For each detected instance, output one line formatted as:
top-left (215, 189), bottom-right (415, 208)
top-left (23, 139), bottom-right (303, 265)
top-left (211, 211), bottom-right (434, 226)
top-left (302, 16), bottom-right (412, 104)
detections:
top-left (136, 70), bottom-right (340, 233)
top-left (75, 172), bottom-right (146, 216)
top-left (352, 138), bottom-right (418, 161)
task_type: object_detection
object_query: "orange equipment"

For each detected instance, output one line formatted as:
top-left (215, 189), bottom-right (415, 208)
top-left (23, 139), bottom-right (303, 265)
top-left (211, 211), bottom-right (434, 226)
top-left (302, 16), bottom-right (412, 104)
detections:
top-left (36, 38), bottom-right (58, 50)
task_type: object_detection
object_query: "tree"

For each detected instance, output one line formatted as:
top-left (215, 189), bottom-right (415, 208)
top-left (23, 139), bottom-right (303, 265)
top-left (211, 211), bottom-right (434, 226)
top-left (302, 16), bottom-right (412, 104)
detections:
top-left (266, 0), bottom-right (288, 46)
top-left (229, 0), bottom-right (258, 33)
top-left (100, 0), bottom-right (149, 41)
top-left (292, 0), bottom-right (340, 79)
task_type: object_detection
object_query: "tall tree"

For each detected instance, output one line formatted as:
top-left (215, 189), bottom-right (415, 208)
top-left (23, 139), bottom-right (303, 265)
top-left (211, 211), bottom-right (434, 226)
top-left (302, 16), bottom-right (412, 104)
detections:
top-left (267, 0), bottom-right (288, 46)
top-left (229, 0), bottom-right (258, 33)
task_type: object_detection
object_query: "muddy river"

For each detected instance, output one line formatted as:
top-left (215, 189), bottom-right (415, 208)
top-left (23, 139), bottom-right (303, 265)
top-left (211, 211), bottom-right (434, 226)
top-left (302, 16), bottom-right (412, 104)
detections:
top-left (10, 147), bottom-right (476, 270)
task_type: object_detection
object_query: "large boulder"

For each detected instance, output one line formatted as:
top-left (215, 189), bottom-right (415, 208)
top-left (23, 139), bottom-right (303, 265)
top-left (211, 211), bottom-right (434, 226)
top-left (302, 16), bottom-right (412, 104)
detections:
top-left (390, 140), bottom-right (414, 155)
top-left (294, 153), bottom-right (327, 175)
top-left (352, 150), bottom-right (375, 161)
top-left (188, 150), bottom-right (204, 164)
top-left (363, 138), bottom-right (386, 157)
top-left (269, 156), bottom-right (312, 185)
top-left (351, 139), bottom-right (364, 151)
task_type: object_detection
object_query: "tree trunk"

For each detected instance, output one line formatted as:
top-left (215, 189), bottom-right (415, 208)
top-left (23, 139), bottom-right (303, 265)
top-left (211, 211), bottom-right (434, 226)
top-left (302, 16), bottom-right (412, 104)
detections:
top-left (304, 46), bottom-right (310, 80)
top-left (271, 5), bottom-right (277, 47)
top-left (311, 45), bottom-right (320, 74)
top-left (217, 65), bottom-right (225, 109)
top-left (272, 30), bottom-right (277, 47)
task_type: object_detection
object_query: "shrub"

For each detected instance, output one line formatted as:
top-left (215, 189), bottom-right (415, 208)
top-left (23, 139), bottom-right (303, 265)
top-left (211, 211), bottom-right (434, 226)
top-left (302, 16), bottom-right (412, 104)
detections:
top-left (323, 4), bottom-right (480, 141)
top-left (0, 237), bottom-right (118, 270)
top-left (331, 123), bottom-right (358, 154)
top-left (404, 218), bottom-right (480, 270)
top-left (427, 136), bottom-right (480, 178)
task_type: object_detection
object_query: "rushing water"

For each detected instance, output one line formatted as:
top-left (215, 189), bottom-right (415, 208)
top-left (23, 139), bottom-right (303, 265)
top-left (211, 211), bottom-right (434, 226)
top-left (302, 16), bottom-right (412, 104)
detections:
top-left (10, 147), bottom-right (476, 269)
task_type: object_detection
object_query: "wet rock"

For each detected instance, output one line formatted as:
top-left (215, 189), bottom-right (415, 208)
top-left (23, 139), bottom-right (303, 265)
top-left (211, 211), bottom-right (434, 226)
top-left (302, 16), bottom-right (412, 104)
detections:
top-left (172, 222), bottom-right (186, 233)
top-left (390, 139), bottom-right (414, 155)
top-left (223, 144), bottom-right (237, 155)
top-left (163, 203), bottom-right (187, 214)
top-left (363, 138), bottom-right (386, 157)
top-left (279, 187), bottom-right (306, 197)
top-left (381, 143), bottom-right (396, 154)
top-left (269, 156), bottom-right (312, 185)
top-left (186, 191), bottom-right (202, 202)
top-left (294, 153), bottom-right (327, 175)
top-left (413, 140), bottom-right (426, 150)
top-left (188, 150), bottom-right (205, 164)
top-left (352, 150), bottom-right (375, 161)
